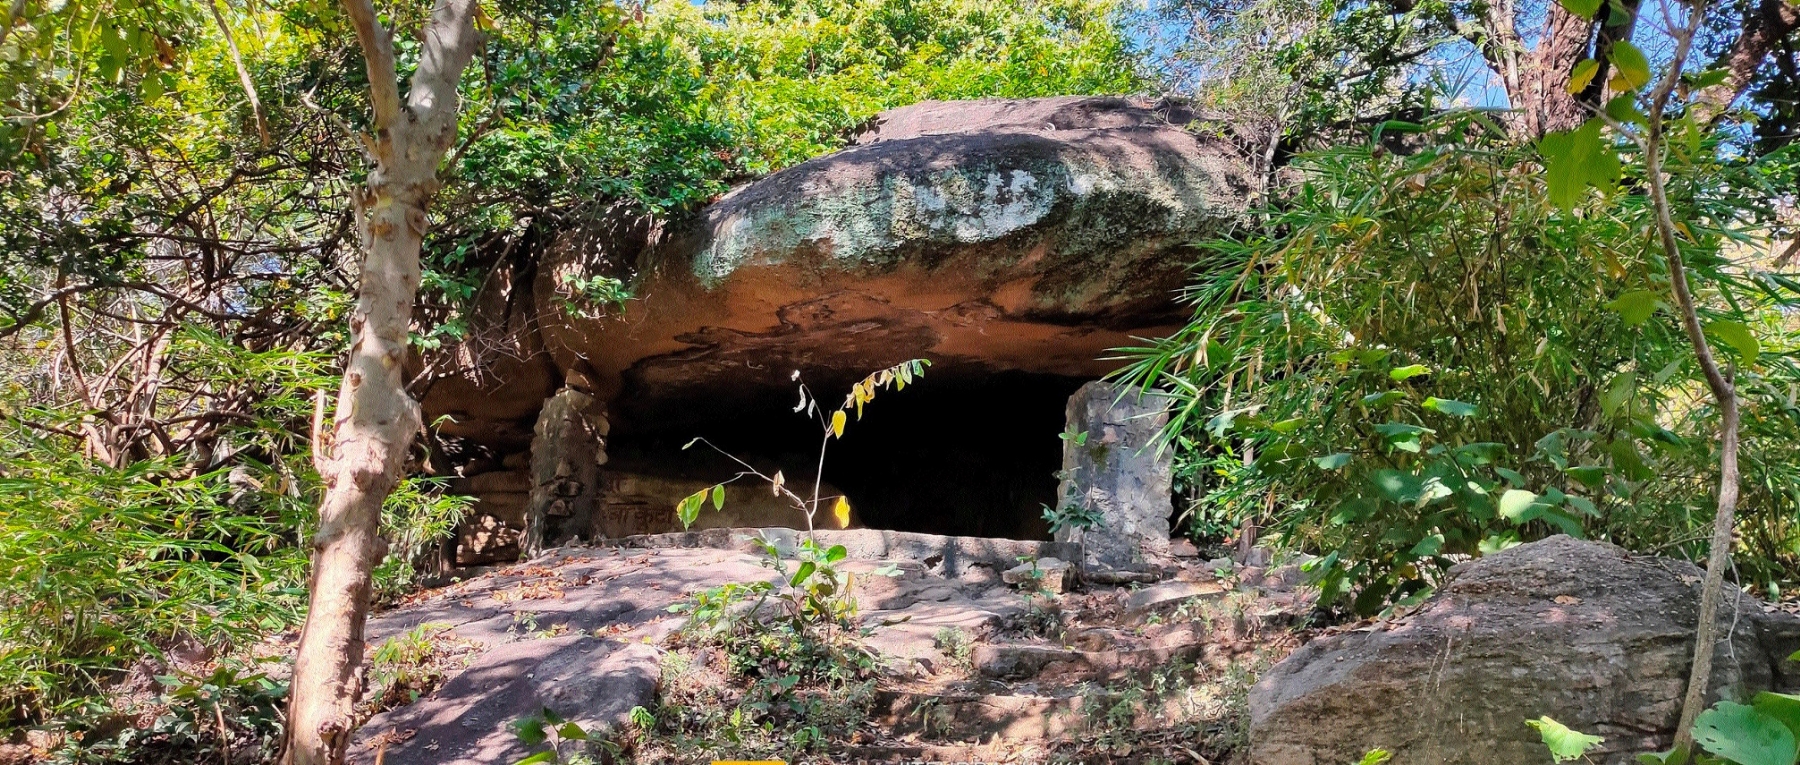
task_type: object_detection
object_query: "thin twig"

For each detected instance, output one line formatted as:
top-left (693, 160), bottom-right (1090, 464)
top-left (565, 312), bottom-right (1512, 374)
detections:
top-left (208, 0), bottom-right (271, 147)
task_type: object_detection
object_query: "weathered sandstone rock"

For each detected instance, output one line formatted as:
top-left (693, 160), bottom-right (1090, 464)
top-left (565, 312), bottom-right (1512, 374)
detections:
top-left (419, 95), bottom-right (1252, 560)
top-left (1054, 380), bottom-right (1173, 570)
top-left (1249, 536), bottom-right (1800, 765)
top-left (435, 95), bottom-right (1251, 440)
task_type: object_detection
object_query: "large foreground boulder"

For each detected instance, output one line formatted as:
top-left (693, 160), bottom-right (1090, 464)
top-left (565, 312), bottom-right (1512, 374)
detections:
top-left (1250, 536), bottom-right (1800, 765)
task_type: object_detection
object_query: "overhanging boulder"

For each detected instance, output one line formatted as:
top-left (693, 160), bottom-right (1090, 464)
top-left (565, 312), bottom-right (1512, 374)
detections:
top-left (421, 95), bottom-right (1253, 550)
top-left (534, 95), bottom-right (1253, 432)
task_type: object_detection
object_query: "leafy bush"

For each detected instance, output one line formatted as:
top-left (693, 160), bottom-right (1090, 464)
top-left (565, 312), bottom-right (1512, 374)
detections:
top-left (1120, 112), bottom-right (1800, 613)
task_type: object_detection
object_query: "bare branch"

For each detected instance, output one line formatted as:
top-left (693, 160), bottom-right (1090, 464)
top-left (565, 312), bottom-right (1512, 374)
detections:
top-left (1640, 0), bottom-right (1745, 746)
top-left (406, 0), bottom-right (485, 127)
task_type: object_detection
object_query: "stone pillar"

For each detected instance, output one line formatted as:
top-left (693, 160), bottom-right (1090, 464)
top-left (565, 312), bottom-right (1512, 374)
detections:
top-left (1054, 381), bottom-right (1172, 571)
top-left (523, 387), bottom-right (608, 558)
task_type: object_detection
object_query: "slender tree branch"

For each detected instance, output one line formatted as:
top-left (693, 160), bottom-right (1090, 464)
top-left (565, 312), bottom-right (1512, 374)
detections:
top-left (208, 0), bottom-right (271, 147)
top-left (338, 0), bottom-right (402, 133)
top-left (1637, 0), bottom-right (1744, 745)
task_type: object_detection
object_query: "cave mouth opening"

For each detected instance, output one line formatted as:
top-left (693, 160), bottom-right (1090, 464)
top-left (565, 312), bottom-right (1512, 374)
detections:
top-left (605, 369), bottom-right (1090, 541)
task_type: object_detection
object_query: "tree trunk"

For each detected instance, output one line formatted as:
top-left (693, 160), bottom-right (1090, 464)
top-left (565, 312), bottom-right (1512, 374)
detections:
top-left (1693, 0), bottom-right (1800, 123)
top-left (282, 1), bottom-right (482, 763)
top-left (1511, 3), bottom-right (1599, 136)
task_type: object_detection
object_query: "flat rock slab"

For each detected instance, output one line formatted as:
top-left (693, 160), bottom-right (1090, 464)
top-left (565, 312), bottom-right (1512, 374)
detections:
top-left (350, 533), bottom-right (1039, 763)
top-left (609, 527), bottom-right (1081, 581)
top-left (352, 546), bottom-right (776, 765)
top-left (1124, 580), bottom-right (1226, 623)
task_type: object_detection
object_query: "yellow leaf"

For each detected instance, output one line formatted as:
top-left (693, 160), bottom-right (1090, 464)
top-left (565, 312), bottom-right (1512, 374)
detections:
top-left (832, 496), bottom-right (851, 529)
top-left (772, 470), bottom-right (785, 495)
top-left (1567, 59), bottom-right (1599, 94)
top-left (831, 410), bottom-right (846, 438)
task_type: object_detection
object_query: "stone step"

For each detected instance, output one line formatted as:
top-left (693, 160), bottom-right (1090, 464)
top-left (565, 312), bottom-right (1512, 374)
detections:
top-left (842, 743), bottom-right (1053, 763)
top-left (872, 689), bottom-right (1109, 743)
top-left (605, 527), bottom-right (1081, 581)
top-left (1122, 579), bottom-right (1227, 624)
top-left (971, 640), bottom-right (1211, 683)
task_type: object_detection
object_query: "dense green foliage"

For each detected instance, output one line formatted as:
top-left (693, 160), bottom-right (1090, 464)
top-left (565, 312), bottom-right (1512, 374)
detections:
top-left (1123, 112), bottom-right (1800, 613)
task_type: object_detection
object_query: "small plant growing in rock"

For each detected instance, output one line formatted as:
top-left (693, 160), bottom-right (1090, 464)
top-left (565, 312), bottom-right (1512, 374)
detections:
top-left (509, 706), bottom-right (596, 764)
top-left (673, 359), bottom-right (930, 535)
top-left (364, 622), bottom-right (468, 716)
top-left (1042, 501), bottom-right (1104, 535)
top-left (934, 627), bottom-right (976, 673)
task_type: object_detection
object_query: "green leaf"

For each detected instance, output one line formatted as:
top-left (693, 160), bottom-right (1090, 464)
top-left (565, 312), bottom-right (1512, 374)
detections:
top-left (1605, 290), bottom-right (1663, 326)
top-left (1753, 692), bottom-right (1800, 740)
top-left (1479, 534), bottom-right (1521, 555)
top-left (1705, 320), bottom-right (1760, 364)
top-left (1314, 452), bottom-right (1352, 470)
top-left (510, 717), bottom-right (548, 746)
top-left (1609, 41), bottom-right (1652, 90)
top-left (1541, 507), bottom-right (1586, 537)
top-left (1423, 397), bottom-right (1477, 417)
top-left (515, 753), bottom-right (557, 765)
top-left (1496, 467), bottom-right (1527, 486)
top-left (1636, 741), bottom-right (1692, 765)
top-left (1498, 489), bottom-right (1541, 522)
top-left (1409, 533), bottom-right (1445, 557)
top-left (1362, 390), bottom-right (1406, 407)
top-left (1690, 68), bottom-right (1731, 89)
top-left (1693, 701), bottom-right (1798, 765)
top-left (1540, 119), bottom-right (1621, 211)
top-left (790, 561), bottom-right (816, 588)
top-left (1374, 422), bottom-right (1435, 453)
top-left (1527, 716), bottom-right (1605, 762)
top-left (1568, 59), bottom-right (1601, 93)
top-left (676, 494), bottom-right (701, 529)
top-left (710, 484), bottom-right (725, 511)
top-left (556, 721), bottom-right (589, 741)
top-left (1558, 0), bottom-right (1603, 17)
top-left (1606, 94), bottom-right (1648, 126)
top-left (1566, 466), bottom-right (1607, 488)
top-left (1357, 749), bottom-right (1394, 765)
top-left (1389, 364), bottom-right (1430, 381)
top-left (824, 544), bottom-right (848, 563)
top-left (1600, 370), bottom-right (1637, 417)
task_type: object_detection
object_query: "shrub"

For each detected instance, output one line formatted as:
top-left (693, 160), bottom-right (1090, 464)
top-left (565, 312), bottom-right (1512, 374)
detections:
top-left (1120, 113), bottom-right (1800, 613)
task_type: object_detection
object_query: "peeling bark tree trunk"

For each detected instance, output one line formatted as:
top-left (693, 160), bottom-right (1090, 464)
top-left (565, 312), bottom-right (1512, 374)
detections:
top-left (281, 1), bottom-right (483, 763)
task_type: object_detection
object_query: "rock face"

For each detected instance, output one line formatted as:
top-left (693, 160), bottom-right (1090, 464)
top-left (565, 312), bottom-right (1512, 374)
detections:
top-left (548, 95), bottom-right (1252, 427)
top-left (1053, 381), bottom-right (1173, 570)
top-left (1249, 536), bottom-right (1800, 765)
top-left (421, 95), bottom-right (1251, 559)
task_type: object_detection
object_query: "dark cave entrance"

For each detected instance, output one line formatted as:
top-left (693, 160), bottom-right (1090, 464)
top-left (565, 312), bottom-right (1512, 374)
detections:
top-left (606, 369), bottom-right (1088, 541)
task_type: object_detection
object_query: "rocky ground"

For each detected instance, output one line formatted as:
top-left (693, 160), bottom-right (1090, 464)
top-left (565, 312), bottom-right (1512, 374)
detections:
top-left (343, 528), bottom-right (1315, 764)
